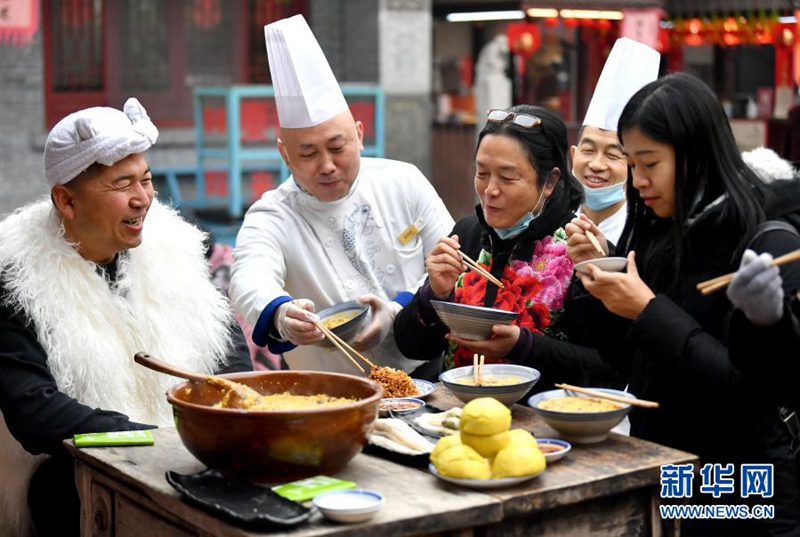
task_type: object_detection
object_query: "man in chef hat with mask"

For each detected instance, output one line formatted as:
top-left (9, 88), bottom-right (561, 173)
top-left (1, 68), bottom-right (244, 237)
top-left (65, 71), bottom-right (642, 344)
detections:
top-left (570, 37), bottom-right (660, 246)
top-left (230, 15), bottom-right (454, 377)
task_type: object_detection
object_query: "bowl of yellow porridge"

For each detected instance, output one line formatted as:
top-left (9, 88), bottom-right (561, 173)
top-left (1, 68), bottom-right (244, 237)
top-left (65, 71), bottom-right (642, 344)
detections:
top-left (439, 364), bottom-right (540, 406)
top-left (527, 388), bottom-right (635, 443)
top-left (314, 300), bottom-right (369, 349)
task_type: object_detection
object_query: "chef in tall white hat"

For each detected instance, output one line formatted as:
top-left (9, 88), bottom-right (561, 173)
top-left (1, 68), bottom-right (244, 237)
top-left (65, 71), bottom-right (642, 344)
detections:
top-left (570, 37), bottom-right (660, 246)
top-left (230, 15), bottom-right (454, 376)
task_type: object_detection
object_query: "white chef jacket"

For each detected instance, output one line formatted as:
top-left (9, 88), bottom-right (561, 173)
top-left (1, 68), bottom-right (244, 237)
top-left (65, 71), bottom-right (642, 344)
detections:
top-left (230, 157), bottom-right (455, 374)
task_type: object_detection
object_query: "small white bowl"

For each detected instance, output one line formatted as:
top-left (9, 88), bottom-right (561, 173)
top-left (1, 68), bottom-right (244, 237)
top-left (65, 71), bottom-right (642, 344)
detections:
top-left (536, 438), bottom-right (572, 463)
top-left (312, 489), bottom-right (384, 523)
top-left (574, 257), bottom-right (627, 275)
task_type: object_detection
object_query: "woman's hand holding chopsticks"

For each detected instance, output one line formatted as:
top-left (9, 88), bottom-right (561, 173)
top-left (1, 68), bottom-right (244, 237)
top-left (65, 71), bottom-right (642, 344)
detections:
top-left (723, 249), bottom-right (784, 326)
top-left (426, 236), bottom-right (468, 298)
top-left (697, 247), bottom-right (800, 296)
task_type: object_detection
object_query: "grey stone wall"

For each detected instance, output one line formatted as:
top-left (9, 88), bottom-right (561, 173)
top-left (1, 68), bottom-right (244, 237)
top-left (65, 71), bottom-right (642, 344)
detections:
top-left (0, 32), bottom-right (48, 216)
top-left (311, 0), bottom-right (432, 179)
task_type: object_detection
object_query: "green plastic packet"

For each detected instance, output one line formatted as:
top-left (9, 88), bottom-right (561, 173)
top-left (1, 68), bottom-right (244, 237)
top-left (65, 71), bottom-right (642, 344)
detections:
top-left (73, 430), bottom-right (155, 448)
top-left (271, 475), bottom-right (357, 502)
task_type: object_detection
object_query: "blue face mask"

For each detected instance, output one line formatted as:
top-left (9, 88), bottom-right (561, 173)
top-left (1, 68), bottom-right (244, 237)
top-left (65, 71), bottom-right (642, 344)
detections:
top-left (582, 182), bottom-right (625, 210)
top-left (493, 187), bottom-right (547, 240)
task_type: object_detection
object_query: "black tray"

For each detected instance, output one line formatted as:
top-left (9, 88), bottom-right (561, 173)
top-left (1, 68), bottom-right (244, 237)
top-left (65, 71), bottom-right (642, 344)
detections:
top-left (363, 406), bottom-right (445, 468)
top-left (166, 469), bottom-right (314, 530)
top-left (391, 404), bottom-right (453, 438)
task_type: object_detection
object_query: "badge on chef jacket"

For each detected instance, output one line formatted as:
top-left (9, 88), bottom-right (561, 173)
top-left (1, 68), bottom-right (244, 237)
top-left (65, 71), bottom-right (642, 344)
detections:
top-left (398, 218), bottom-right (427, 246)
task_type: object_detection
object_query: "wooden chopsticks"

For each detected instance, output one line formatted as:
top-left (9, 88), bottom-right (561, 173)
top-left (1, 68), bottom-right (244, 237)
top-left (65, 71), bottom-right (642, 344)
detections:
top-left (313, 320), bottom-right (376, 372)
top-left (696, 248), bottom-right (800, 295)
top-left (460, 252), bottom-right (505, 288)
top-left (473, 353), bottom-right (485, 386)
top-left (555, 383), bottom-right (660, 409)
top-left (585, 230), bottom-right (605, 256)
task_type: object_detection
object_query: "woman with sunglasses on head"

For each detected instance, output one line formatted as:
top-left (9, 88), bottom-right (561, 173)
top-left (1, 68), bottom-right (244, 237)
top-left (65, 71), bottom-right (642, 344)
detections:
top-left (393, 105), bottom-right (621, 388)
top-left (567, 72), bottom-right (800, 536)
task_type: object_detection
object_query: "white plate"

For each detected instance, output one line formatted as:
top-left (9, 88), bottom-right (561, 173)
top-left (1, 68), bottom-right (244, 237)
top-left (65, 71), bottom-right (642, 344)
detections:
top-left (428, 463), bottom-right (543, 489)
top-left (574, 257), bottom-right (627, 275)
top-left (412, 379), bottom-right (436, 399)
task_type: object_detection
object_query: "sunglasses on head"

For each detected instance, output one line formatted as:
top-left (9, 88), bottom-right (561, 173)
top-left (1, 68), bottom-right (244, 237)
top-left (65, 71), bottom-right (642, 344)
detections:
top-left (486, 108), bottom-right (542, 128)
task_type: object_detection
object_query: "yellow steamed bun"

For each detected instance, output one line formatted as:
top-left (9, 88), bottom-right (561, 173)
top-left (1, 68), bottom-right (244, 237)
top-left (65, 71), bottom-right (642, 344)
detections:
top-left (459, 397), bottom-right (511, 436)
top-left (430, 434), bottom-right (462, 466)
top-left (492, 444), bottom-right (546, 478)
top-left (507, 428), bottom-right (538, 448)
top-left (460, 430), bottom-right (510, 459)
top-left (434, 444), bottom-right (491, 479)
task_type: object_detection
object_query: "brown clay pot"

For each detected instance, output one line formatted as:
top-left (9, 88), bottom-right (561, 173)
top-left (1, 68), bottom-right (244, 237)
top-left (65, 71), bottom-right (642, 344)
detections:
top-left (167, 370), bottom-right (382, 483)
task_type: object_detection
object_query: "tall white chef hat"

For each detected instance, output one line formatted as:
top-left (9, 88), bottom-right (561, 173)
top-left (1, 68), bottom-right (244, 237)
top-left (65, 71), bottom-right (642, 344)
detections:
top-left (265, 14), bottom-right (348, 129)
top-left (582, 37), bottom-right (660, 131)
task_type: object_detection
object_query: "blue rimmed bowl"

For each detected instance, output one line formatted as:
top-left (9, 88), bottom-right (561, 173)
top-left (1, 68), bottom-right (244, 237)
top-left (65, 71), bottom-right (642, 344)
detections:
top-left (439, 364), bottom-right (540, 406)
top-left (430, 300), bottom-right (517, 341)
top-left (528, 388), bottom-right (635, 444)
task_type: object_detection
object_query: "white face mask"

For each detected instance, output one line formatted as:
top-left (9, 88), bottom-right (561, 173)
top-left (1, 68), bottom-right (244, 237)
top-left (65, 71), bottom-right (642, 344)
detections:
top-left (582, 181), bottom-right (625, 210)
top-left (493, 186), bottom-right (548, 240)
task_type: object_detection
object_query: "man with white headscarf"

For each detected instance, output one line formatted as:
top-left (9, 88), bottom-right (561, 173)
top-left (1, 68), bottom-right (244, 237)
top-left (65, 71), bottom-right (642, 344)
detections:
top-left (0, 98), bottom-right (252, 536)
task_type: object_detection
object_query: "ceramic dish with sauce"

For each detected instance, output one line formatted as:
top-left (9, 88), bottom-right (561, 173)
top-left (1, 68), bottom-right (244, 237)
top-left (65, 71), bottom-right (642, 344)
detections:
top-left (378, 397), bottom-right (425, 417)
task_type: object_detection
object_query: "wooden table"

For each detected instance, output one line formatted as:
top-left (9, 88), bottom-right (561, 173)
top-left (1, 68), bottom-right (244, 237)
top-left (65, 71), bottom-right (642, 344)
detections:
top-left (65, 389), bottom-right (697, 537)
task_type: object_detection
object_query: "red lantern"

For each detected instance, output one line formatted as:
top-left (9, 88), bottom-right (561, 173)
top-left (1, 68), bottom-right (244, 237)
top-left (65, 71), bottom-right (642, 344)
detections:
top-left (544, 17), bottom-right (559, 28)
top-left (506, 22), bottom-right (541, 58)
top-left (563, 18), bottom-right (579, 28)
top-left (684, 17), bottom-right (705, 46)
top-left (656, 27), bottom-right (671, 53)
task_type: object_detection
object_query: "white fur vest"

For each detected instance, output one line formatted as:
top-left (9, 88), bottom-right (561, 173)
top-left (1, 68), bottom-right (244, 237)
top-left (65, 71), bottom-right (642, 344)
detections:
top-left (0, 199), bottom-right (234, 535)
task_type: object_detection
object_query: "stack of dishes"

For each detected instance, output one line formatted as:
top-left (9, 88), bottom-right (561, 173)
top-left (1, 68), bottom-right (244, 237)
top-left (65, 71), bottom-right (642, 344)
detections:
top-left (430, 300), bottom-right (517, 341)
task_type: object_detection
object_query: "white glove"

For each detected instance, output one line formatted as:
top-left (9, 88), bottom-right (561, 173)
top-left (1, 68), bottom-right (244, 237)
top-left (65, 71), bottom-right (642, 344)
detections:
top-left (273, 299), bottom-right (323, 345)
top-left (726, 249), bottom-right (784, 327)
top-left (352, 294), bottom-right (403, 351)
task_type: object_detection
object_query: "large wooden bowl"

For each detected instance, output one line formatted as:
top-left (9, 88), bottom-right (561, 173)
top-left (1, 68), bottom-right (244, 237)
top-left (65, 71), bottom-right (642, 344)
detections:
top-left (167, 371), bottom-right (383, 483)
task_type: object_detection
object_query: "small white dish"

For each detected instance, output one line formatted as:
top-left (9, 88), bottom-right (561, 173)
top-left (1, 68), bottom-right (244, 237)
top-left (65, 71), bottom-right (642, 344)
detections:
top-left (574, 257), bottom-right (627, 275)
top-left (312, 489), bottom-right (384, 523)
top-left (412, 379), bottom-right (436, 399)
top-left (536, 438), bottom-right (572, 463)
top-left (428, 463), bottom-right (543, 489)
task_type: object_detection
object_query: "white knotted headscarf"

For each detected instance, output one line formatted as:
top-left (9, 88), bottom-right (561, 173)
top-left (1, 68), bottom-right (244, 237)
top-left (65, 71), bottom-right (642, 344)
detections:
top-left (44, 97), bottom-right (159, 187)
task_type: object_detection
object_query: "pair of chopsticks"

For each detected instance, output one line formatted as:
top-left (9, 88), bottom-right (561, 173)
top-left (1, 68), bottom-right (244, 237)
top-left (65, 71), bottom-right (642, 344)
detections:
top-left (585, 230), bottom-right (605, 256)
top-left (314, 320), bottom-right (376, 373)
top-left (290, 300), bottom-right (376, 372)
top-left (695, 248), bottom-right (800, 295)
top-left (554, 383), bottom-right (660, 409)
top-left (460, 252), bottom-right (504, 288)
top-left (473, 353), bottom-right (485, 386)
